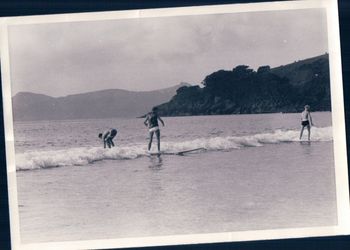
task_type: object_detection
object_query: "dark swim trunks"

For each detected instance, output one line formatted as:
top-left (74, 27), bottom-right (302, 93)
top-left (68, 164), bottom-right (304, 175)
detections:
top-left (301, 120), bottom-right (310, 126)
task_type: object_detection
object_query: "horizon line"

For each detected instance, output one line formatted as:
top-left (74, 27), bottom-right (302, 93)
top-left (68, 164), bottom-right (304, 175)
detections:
top-left (12, 52), bottom-right (328, 98)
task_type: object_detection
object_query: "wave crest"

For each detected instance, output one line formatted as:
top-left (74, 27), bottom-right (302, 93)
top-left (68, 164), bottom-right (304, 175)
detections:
top-left (16, 126), bottom-right (332, 171)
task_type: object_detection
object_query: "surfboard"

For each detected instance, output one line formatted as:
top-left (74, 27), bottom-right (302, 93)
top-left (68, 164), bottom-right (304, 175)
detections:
top-left (147, 148), bottom-right (205, 156)
top-left (175, 148), bottom-right (205, 155)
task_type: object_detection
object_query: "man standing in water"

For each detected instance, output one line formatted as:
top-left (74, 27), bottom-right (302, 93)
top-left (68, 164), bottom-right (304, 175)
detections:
top-left (98, 128), bottom-right (117, 148)
top-left (299, 105), bottom-right (313, 141)
top-left (144, 107), bottom-right (165, 153)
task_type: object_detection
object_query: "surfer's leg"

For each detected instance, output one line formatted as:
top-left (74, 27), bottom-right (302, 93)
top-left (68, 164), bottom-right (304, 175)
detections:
top-left (299, 126), bottom-right (305, 140)
top-left (148, 131), bottom-right (154, 151)
top-left (307, 125), bottom-right (311, 141)
top-left (109, 138), bottom-right (115, 147)
top-left (106, 139), bottom-right (112, 148)
top-left (156, 130), bottom-right (160, 152)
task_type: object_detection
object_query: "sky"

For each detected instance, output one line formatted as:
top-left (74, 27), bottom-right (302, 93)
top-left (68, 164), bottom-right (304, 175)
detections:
top-left (8, 8), bottom-right (328, 97)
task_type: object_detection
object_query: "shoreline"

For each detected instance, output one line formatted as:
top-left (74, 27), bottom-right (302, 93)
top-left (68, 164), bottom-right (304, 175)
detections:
top-left (13, 110), bottom-right (332, 123)
top-left (156, 110), bottom-right (332, 119)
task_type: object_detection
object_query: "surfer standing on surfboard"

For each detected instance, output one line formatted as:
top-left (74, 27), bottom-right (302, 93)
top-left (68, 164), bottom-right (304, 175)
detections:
top-left (144, 107), bottom-right (165, 153)
top-left (299, 105), bottom-right (313, 141)
top-left (98, 128), bottom-right (117, 148)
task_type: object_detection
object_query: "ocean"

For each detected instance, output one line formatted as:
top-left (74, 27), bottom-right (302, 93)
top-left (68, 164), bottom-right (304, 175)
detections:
top-left (14, 112), bottom-right (337, 243)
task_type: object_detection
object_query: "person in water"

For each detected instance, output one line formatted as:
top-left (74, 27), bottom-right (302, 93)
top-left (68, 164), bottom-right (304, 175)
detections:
top-left (299, 105), bottom-right (313, 141)
top-left (144, 107), bottom-right (165, 152)
top-left (98, 128), bottom-right (117, 148)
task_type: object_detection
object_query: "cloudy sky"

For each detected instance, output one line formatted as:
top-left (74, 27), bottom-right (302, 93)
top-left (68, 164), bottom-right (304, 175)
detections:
top-left (8, 8), bottom-right (328, 97)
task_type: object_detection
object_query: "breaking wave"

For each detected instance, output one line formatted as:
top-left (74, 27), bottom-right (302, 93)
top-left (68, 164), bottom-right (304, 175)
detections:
top-left (16, 126), bottom-right (332, 171)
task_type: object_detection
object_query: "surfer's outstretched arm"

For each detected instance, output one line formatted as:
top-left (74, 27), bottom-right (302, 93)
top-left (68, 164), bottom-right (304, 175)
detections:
top-left (144, 115), bottom-right (149, 127)
top-left (309, 112), bottom-right (313, 126)
top-left (158, 116), bottom-right (165, 126)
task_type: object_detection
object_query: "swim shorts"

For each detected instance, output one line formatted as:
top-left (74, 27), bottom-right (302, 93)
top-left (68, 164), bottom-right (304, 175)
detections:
top-left (149, 126), bottom-right (160, 132)
top-left (301, 120), bottom-right (310, 126)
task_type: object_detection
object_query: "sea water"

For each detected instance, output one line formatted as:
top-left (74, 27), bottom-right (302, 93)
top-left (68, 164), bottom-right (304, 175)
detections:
top-left (14, 112), bottom-right (337, 243)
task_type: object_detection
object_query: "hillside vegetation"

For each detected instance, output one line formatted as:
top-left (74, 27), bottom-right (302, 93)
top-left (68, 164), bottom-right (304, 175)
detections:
top-left (156, 54), bottom-right (330, 116)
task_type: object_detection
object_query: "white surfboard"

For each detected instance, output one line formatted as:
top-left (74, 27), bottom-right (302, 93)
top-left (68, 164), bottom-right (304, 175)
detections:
top-left (147, 148), bottom-right (205, 156)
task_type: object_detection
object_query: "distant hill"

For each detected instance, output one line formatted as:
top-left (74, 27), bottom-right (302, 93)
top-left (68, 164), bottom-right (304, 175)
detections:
top-left (155, 54), bottom-right (330, 116)
top-left (12, 83), bottom-right (190, 121)
top-left (271, 53), bottom-right (329, 86)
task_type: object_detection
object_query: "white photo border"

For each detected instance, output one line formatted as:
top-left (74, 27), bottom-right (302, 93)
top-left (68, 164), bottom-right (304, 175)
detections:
top-left (1, 0), bottom-right (349, 249)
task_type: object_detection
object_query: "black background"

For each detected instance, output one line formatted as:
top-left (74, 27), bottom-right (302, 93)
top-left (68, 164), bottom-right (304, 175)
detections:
top-left (0, 0), bottom-right (349, 249)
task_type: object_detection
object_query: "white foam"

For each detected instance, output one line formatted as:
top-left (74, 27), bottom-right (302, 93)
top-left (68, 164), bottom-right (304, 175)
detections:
top-left (16, 126), bottom-right (333, 171)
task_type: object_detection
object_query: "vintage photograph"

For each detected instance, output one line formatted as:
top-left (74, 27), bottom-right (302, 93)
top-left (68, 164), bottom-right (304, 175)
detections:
top-left (1, 0), bottom-right (349, 249)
